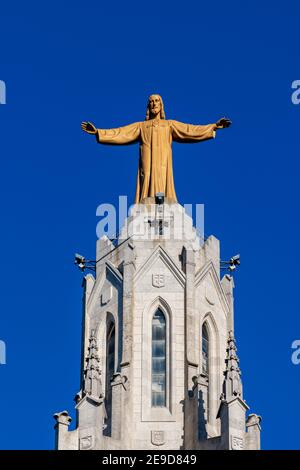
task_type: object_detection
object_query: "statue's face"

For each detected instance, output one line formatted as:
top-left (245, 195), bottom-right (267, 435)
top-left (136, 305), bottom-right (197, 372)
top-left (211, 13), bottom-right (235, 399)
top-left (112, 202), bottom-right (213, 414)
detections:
top-left (148, 95), bottom-right (162, 117)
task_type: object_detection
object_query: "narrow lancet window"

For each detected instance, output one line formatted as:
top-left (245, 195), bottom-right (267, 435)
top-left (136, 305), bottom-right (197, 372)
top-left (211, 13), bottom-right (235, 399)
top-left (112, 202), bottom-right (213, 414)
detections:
top-left (202, 323), bottom-right (209, 375)
top-left (152, 309), bottom-right (166, 407)
top-left (200, 322), bottom-right (210, 425)
top-left (104, 322), bottom-right (115, 434)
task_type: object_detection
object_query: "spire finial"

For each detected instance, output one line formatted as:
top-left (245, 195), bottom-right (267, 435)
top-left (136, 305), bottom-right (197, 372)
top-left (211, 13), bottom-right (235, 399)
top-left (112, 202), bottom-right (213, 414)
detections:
top-left (83, 329), bottom-right (103, 399)
top-left (222, 330), bottom-right (243, 400)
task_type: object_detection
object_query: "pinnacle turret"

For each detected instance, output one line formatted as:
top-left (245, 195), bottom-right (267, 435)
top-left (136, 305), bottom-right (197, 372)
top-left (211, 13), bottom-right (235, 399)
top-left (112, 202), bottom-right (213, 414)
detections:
top-left (83, 330), bottom-right (103, 400)
top-left (222, 330), bottom-right (243, 401)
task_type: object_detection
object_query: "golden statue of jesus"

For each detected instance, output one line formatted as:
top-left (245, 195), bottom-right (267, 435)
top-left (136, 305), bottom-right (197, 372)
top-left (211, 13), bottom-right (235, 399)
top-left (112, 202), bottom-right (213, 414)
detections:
top-left (81, 95), bottom-right (231, 203)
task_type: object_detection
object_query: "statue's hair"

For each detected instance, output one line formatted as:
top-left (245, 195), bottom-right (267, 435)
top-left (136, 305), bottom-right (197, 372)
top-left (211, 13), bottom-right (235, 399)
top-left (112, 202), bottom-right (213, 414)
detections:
top-left (145, 94), bottom-right (166, 120)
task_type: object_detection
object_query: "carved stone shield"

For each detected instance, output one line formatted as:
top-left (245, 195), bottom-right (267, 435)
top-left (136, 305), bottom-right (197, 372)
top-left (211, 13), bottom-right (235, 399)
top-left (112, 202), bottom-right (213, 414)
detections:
top-left (151, 430), bottom-right (165, 446)
top-left (152, 274), bottom-right (165, 288)
top-left (231, 435), bottom-right (244, 450)
top-left (80, 435), bottom-right (93, 450)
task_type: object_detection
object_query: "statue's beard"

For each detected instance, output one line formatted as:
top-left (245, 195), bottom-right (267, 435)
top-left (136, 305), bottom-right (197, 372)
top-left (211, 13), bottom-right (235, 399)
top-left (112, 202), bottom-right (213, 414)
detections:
top-left (150, 109), bottom-right (160, 117)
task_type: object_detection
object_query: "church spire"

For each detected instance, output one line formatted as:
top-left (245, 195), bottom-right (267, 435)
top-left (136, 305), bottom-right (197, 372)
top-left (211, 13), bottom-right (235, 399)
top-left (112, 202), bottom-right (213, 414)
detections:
top-left (83, 330), bottom-right (103, 400)
top-left (222, 330), bottom-right (243, 401)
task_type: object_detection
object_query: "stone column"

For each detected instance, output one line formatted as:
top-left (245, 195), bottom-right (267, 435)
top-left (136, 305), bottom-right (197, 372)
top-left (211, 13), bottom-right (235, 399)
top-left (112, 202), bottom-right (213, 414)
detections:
top-left (246, 414), bottom-right (261, 450)
top-left (221, 274), bottom-right (235, 332)
top-left (119, 242), bottom-right (135, 448)
top-left (218, 398), bottom-right (249, 450)
top-left (121, 242), bottom-right (135, 367)
top-left (76, 396), bottom-right (104, 450)
top-left (217, 331), bottom-right (249, 450)
top-left (54, 411), bottom-right (76, 450)
top-left (182, 246), bottom-right (197, 368)
top-left (110, 372), bottom-right (129, 440)
top-left (182, 246), bottom-right (198, 448)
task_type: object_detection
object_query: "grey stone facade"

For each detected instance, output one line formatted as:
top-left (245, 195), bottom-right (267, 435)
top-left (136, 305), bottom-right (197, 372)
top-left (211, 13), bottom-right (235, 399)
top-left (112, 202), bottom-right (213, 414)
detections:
top-left (54, 201), bottom-right (261, 450)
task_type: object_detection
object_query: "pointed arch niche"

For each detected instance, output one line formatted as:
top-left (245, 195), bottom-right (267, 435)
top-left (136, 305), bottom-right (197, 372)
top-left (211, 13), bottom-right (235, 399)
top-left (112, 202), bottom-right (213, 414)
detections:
top-left (200, 313), bottom-right (220, 431)
top-left (103, 314), bottom-right (116, 436)
top-left (93, 311), bottom-right (118, 437)
top-left (141, 296), bottom-right (176, 422)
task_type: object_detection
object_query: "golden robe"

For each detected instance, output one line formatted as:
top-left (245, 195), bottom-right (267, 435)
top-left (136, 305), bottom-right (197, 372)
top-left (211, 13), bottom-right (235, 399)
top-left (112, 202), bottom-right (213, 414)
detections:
top-left (96, 119), bottom-right (216, 203)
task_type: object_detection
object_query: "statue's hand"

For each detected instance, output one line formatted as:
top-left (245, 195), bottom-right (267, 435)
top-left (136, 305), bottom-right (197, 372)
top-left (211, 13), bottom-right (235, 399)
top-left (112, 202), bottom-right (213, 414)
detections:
top-left (81, 121), bottom-right (97, 135)
top-left (215, 117), bottom-right (232, 129)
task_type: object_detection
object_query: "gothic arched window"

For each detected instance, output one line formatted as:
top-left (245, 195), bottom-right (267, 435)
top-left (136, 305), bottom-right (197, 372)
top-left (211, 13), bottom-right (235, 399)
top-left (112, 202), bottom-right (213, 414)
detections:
top-left (104, 321), bottom-right (115, 435)
top-left (200, 322), bottom-right (210, 426)
top-left (202, 323), bottom-right (209, 375)
top-left (151, 308), bottom-right (166, 407)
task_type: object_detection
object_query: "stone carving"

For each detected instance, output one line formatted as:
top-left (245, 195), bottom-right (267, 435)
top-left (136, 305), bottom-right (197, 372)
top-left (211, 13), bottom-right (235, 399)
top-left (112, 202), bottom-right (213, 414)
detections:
top-left (80, 435), bottom-right (93, 450)
top-left (231, 435), bottom-right (244, 450)
top-left (111, 372), bottom-right (129, 391)
top-left (53, 410), bottom-right (72, 427)
top-left (194, 373), bottom-right (209, 388)
top-left (151, 431), bottom-right (165, 446)
top-left (205, 284), bottom-right (216, 305)
top-left (152, 274), bottom-right (165, 288)
top-left (222, 330), bottom-right (243, 400)
top-left (246, 414), bottom-right (262, 428)
top-left (101, 285), bottom-right (112, 305)
top-left (83, 330), bottom-right (103, 400)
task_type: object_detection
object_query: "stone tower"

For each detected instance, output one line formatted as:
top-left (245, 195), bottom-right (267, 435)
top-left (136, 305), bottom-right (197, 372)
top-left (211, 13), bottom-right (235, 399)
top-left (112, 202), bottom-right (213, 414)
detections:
top-left (54, 200), bottom-right (261, 450)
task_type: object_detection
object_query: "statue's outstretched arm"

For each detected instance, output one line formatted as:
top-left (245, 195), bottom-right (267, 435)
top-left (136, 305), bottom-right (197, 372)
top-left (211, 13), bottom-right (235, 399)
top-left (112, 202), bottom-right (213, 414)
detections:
top-left (82, 121), bottom-right (141, 145)
top-left (171, 118), bottom-right (231, 143)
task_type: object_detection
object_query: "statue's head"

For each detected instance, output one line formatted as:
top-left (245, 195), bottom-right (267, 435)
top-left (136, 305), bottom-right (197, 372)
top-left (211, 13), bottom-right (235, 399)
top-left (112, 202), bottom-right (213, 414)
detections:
top-left (146, 94), bottom-right (166, 120)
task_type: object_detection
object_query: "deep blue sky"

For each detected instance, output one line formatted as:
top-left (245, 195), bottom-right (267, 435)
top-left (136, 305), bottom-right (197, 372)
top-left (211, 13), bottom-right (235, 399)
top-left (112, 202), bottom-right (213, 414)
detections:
top-left (0, 0), bottom-right (299, 450)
